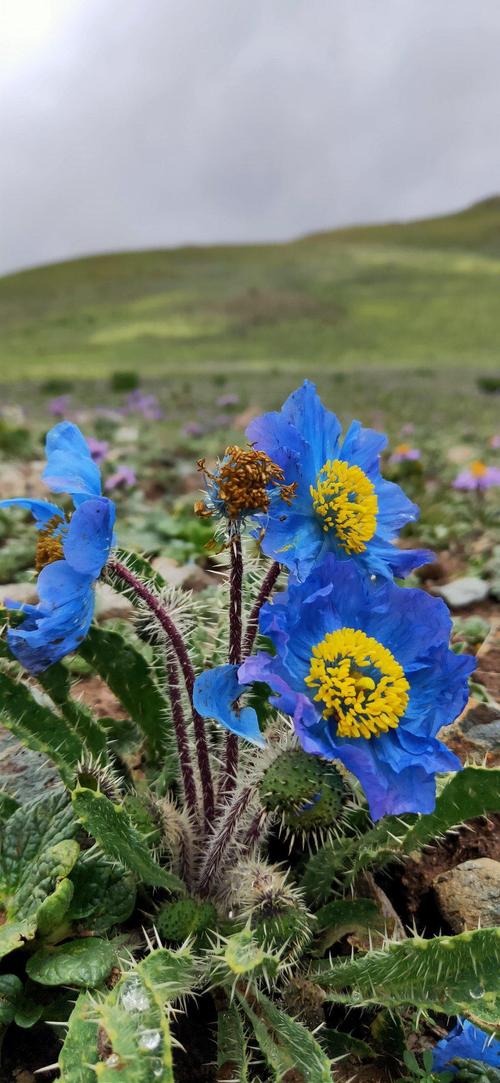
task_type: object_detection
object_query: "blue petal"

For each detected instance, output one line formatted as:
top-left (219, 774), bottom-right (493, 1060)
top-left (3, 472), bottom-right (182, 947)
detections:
top-left (5, 560), bottom-right (95, 674)
top-left (63, 497), bottom-right (115, 577)
top-left (0, 497), bottom-right (64, 526)
top-left (193, 664), bottom-right (265, 747)
top-left (433, 1020), bottom-right (500, 1074)
top-left (43, 421), bottom-right (102, 500)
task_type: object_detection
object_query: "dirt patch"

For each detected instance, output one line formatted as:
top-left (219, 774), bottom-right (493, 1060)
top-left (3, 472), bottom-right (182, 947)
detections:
top-left (72, 675), bottom-right (129, 720)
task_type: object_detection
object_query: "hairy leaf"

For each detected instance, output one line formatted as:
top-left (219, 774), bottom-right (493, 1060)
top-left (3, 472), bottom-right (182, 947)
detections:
top-left (27, 937), bottom-right (115, 988)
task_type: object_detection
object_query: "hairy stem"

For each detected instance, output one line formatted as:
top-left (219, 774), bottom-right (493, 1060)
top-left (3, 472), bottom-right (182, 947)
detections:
top-left (198, 784), bottom-right (255, 895)
top-left (108, 559), bottom-right (215, 826)
top-left (242, 560), bottom-right (280, 658)
top-left (166, 661), bottom-right (198, 819)
top-left (219, 534), bottom-right (243, 803)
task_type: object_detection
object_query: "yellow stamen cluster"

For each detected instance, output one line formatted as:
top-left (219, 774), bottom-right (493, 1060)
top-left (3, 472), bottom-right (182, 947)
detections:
top-left (305, 627), bottom-right (409, 739)
top-left (470, 460), bottom-right (487, 478)
top-left (35, 515), bottom-right (66, 572)
top-left (197, 446), bottom-right (296, 522)
top-left (394, 443), bottom-right (411, 455)
top-left (310, 459), bottom-right (378, 553)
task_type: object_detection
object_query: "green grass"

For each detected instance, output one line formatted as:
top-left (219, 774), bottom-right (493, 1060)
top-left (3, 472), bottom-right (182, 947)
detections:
top-left (1, 198), bottom-right (500, 381)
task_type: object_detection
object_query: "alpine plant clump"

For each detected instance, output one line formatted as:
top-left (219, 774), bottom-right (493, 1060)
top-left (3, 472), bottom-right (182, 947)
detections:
top-left (0, 383), bottom-right (497, 1083)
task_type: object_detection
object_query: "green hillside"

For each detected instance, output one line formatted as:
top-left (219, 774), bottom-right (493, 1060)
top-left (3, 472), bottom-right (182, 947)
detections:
top-left (1, 198), bottom-right (500, 382)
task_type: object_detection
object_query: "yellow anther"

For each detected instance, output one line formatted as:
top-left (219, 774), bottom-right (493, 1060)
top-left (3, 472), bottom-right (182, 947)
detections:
top-left (310, 459), bottom-right (378, 554)
top-left (305, 627), bottom-right (409, 740)
top-left (470, 460), bottom-right (487, 478)
top-left (35, 515), bottom-right (66, 572)
top-left (197, 446), bottom-right (296, 522)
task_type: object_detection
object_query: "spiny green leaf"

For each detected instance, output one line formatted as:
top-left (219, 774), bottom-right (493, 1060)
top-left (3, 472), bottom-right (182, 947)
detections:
top-left (68, 855), bottom-right (136, 933)
top-left (217, 1004), bottom-right (250, 1081)
top-left (71, 786), bottom-right (185, 893)
top-left (315, 927), bottom-right (500, 1017)
top-left (39, 661), bottom-right (107, 758)
top-left (79, 626), bottom-right (171, 760)
top-left (27, 937), bottom-right (115, 988)
top-left (59, 992), bottom-right (99, 1083)
top-left (0, 671), bottom-right (81, 782)
top-left (314, 897), bottom-right (383, 952)
top-left (237, 986), bottom-right (332, 1082)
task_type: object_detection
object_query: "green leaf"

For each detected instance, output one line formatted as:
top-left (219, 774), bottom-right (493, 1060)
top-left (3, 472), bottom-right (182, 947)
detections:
top-left (321, 1027), bottom-right (374, 1060)
top-left (71, 786), bottom-right (185, 893)
top-left (68, 855), bottom-right (136, 933)
top-left (217, 1004), bottom-right (250, 1081)
top-left (237, 986), bottom-right (332, 1082)
top-left (39, 661), bottom-right (107, 758)
top-left (0, 671), bottom-right (82, 782)
top-left (0, 791), bottom-right (19, 822)
top-left (0, 973), bottom-right (23, 1025)
top-left (27, 937), bottom-right (115, 987)
top-left (223, 927), bottom-right (279, 979)
top-left (315, 927), bottom-right (500, 1018)
top-left (59, 992), bottom-right (99, 1083)
top-left (79, 626), bottom-right (170, 758)
top-left (0, 792), bottom-right (79, 959)
top-left (314, 898), bottom-right (383, 952)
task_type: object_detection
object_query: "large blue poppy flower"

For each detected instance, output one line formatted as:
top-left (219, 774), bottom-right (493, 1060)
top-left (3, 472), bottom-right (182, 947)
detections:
top-left (246, 380), bottom-right (433, 581)
top-left (234, 556), bottom-right (474, 820)
top-left (0, 422), bottom-right (115, 673)
top-left (432, 1019), bottom-right (500, 1074)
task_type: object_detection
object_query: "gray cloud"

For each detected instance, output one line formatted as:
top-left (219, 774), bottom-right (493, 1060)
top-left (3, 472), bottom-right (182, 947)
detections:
top-left (1, 0), bottom-right (500, 273)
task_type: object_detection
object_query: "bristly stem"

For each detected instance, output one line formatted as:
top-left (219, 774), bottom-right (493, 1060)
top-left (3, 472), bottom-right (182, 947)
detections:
top-left (242, 560), bottom-right (280, 658)
top-left (220, 533), bottom-right (243, 803)
top-left (198, 783), bottom-right (255, 895)
top-left (107, 559), bottom-right (215, 826)
top-left (167, 661), bottom-right (198, 819)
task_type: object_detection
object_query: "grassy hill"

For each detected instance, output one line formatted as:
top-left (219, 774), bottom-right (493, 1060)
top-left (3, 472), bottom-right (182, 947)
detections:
top-left (1, 198), bottom-right (500, 382)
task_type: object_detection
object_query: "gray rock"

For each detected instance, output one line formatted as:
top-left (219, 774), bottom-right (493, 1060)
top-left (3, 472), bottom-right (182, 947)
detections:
top-left (0, 581), bottom-right (38, 606)
top-left (94, 583), bottom-right (133, 621)
top-left (434, 576), bottom-right (489, 609)
top-left (461, 702), bottom-right (500, 756)
top-left (433, 858), bottom-right (500, 932)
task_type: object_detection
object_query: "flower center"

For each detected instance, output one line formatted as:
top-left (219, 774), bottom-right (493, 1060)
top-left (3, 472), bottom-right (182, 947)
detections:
top-left (305, 627), bottom-right (409, 739)
top-left (35, 515), bottom-right (66, 572)
top-left (197, 445), bottom-right (296, 522)
top-left (310, 459), bottom-right (378, 554)
top-left (470, 460), bottom-right (487, 478)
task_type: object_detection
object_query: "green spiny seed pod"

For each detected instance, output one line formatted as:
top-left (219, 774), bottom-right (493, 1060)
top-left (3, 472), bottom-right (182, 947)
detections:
top-left (156, 897), bottom-right (217, 945)
top-left (76, 755), bottom-right (123, 803)
top-left (229, 861), bottom-right (315, 963)
top-left (260, 748), bottom-right (345, 847)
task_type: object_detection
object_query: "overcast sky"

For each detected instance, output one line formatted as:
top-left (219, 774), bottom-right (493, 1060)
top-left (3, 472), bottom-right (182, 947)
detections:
top-left (1, 0), bottom-right (500, 274)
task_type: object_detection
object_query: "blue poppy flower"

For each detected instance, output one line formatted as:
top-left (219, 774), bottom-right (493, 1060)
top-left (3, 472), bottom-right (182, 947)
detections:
top-left (193, 663), bottom-right (265, 747)
top-left (432, 1019), bottom-right (500, 1074)
top-left (246, 380), bottom-right (433, 581)
top-left (0, 422), bottom-right (115, 673)
top-left (236, 556), bottom-right (474, 820)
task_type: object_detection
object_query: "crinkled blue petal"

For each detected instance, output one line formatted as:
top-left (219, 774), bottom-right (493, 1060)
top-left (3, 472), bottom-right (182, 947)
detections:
top-left (43, 421), bottom-right (102, 502)
top-left (5, 560), bottom-right (95, 674)
top-left (432, 1020), bottom-right (500, 1074)
top-left (193, 664), bottom-right (265, 747)
top-left (0, 497), bottom-right (64, 526)
top-left (246, 381), bottom-right (433, 582)
top-left (239, 555), bottom-right (475, 820)
top-left (63, 497), bottom-right (115, 577)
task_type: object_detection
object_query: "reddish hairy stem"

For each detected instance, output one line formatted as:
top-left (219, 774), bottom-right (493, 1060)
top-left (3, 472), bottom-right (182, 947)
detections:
top-left (198, 783), bottom-right (255, 895)
top-left (219, 534), bottom-right (243, 803)
top-left (167, 661), bottom-right (198, 819)
top-left (242, 561), bottom-right (280, 658)
top-left (108, 559), bottom-right (214, 825)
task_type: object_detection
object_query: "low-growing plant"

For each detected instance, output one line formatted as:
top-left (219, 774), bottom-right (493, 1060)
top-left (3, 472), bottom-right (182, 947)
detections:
top-left (0, 381), bottom-right (498, 1081)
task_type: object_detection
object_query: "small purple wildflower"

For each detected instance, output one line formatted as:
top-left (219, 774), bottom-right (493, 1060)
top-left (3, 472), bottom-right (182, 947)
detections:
top-left (105, 465), bottom-right (137, 491)
top-left (183, 421), bottom-right (205, 438)
top-left (216, 393), bottom-right (239, 408)
top-left (453, 461), bottom-right (500, 490)
top-left (126, 390), bottom-right (163, 420)
top-left (389, 443), bottom-right (421, 464)
top-left (48, 395), bottom-right (71, 417)
top-left (86, 437), bottom-right (109, 465)
top-left (490, 433), bottom-right (500, 449)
